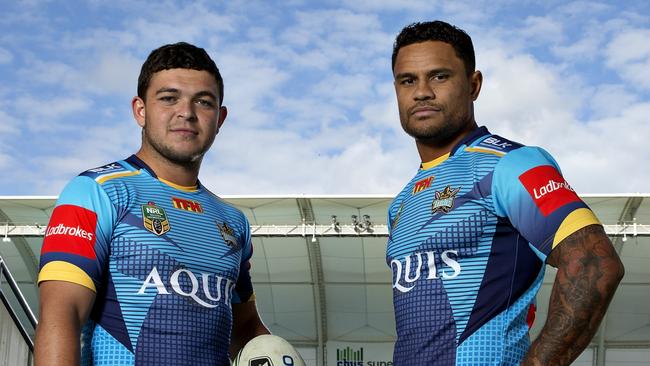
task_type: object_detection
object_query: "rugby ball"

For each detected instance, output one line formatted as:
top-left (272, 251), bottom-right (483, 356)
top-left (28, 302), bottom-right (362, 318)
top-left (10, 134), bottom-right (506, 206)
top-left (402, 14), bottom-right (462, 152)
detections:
top-left (233, 334), bottom-right (306, 366)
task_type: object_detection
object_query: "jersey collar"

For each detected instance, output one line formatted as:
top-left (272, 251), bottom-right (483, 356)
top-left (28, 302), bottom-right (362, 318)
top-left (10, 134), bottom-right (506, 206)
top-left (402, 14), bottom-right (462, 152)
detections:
top-left (450, 126), bottom-right (491, 156)
top-left (420, 126), bottom-right (491, 170)
top-left (125, 154), bottom-right (201, 192)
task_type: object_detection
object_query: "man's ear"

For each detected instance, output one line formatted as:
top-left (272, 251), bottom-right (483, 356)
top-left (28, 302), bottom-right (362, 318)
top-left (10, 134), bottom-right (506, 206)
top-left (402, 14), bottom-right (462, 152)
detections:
top-left (470, 70), bottom-right (483, 101)
top-left (216, 106), bottom-right (228, 131)
top-left (132, 97), bottom-right (146, 127)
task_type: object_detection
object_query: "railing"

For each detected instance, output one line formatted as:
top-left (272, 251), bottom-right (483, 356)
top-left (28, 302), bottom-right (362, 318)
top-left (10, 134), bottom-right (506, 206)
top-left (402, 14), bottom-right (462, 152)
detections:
top-left (0, 254), bottom-right (38, 352)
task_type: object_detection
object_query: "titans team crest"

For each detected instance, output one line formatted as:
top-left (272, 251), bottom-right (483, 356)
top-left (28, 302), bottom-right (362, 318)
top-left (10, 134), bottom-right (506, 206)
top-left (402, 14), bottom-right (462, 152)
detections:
top-left (432, 186), bottom-right (461, 214)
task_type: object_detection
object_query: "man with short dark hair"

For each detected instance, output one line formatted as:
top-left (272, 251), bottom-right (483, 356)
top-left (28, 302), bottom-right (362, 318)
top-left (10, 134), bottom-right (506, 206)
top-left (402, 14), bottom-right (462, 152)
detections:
top-left (35, 42), bottom-right (269, 365)
top-left (387, 21), bottom-right (624, 365)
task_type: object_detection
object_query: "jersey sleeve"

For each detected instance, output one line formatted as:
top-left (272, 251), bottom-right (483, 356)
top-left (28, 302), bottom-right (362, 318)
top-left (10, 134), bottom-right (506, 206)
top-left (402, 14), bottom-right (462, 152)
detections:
top-left (231, 213), bottom-right (254, 304)
top-left (38, 175), bottom-right (116, 292)
top-left (492, 146), bottom-right (600, 261)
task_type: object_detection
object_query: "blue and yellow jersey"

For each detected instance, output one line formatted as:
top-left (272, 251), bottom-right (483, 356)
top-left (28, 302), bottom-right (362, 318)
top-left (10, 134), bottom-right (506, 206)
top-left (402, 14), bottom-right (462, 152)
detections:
top-left (38, 155), bottom-right (254, 366)
top-left (386, 127), bottom-right (600, 365)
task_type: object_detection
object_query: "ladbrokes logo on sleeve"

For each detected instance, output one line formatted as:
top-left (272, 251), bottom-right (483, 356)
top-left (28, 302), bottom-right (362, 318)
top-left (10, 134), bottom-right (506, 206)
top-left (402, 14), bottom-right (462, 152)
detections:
top-left (519, 165), bottom-right (581, 216)
top-left (41, 204), bottom-right (98, 259)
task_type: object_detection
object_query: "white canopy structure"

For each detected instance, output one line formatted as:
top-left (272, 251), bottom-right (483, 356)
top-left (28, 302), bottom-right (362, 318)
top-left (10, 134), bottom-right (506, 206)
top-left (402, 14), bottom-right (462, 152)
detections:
top-left (1, 195), bottom-right (648, 365)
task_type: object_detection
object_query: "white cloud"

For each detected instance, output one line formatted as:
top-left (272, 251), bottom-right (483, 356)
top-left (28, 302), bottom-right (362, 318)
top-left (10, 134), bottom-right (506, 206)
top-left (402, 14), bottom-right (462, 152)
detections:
top-left (605, 28), bottom-right (650, 90)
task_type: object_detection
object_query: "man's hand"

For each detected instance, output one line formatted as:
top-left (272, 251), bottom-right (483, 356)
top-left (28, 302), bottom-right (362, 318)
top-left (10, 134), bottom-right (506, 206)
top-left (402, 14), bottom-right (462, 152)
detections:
top-left (522, 224), bottom-right (624, 366)
top-left (230, 300), bottom-right (271, 358)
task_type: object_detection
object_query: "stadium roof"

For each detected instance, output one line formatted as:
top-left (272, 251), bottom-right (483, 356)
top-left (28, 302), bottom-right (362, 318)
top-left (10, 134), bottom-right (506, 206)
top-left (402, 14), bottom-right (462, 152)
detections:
top-left (1, 195), bottom-right (648, 350)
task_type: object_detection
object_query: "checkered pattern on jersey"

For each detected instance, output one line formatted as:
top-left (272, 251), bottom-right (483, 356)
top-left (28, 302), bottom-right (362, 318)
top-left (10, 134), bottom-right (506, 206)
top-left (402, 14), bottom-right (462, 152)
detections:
top-left (457, 269), bottom-right (544, 365)
top-left (392, 208), bottom-right (494, 365)
top-left (87, 324), bottom-right (135, 366)
top-left (135, 286), bottom-right (232, 366)
top-left (106, 236), bottom-right (234, 362)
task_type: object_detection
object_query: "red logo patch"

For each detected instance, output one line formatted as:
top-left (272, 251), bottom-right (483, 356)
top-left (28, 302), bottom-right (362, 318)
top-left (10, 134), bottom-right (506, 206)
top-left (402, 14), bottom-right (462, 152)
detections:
top-left (519, 165), bottom-right (580, 216)
top-left (41, 204), bottom-right (98, 259)
top-left (412, 176), bottom-right (434, 195)
top-left (171, 197), bottom-right (203, 213)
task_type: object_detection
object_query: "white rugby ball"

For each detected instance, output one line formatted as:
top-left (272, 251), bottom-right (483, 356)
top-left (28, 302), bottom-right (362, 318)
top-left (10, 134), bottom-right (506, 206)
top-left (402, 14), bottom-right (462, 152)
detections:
top-left (233, 334), bottom-right (306, 366)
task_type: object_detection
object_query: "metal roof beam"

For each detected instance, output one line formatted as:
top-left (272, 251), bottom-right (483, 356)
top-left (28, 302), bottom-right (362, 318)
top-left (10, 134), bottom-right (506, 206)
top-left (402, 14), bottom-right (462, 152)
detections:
top-left (295, 198), bottom-right (327, 366)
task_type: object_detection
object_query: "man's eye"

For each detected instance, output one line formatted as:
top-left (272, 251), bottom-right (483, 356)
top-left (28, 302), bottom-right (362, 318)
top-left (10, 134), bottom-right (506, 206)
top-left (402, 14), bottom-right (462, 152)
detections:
top-left (433, 73), bottom-right (449, 81)
top-left (159, 96), bottom-right (177, 102)
top-left (400, 78), bottom-right (414, 85)
top-left (196, 99), bottom-right (216, 108)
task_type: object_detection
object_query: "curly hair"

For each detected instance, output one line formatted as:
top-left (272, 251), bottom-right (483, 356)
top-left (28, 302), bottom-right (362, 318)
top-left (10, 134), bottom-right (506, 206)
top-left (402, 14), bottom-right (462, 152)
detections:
top-left (392, 20), bottom-right (475, 75)
top-left (137, 42), bottom-right (224, 104)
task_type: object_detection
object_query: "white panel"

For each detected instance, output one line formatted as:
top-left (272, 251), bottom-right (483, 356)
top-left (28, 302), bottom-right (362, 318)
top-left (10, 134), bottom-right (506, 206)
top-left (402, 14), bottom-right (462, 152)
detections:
top-left (321, 237), bottom-right (364, 283)
top-left (362, 237), bottom-right (392, 284)
top-left (583, 197), bottom-right (628, 224)
top-left (256, 284), bottom-right (317, 341)
top-left (0, 301), bottom-right (31, 366)
top-left (295, 347), bottom-right (317, 366)
top-left (606, 349), bottom-right (650, 366)
top-left (326, 284), bottom-right (395, 341)
top-left (571, 347), bottom-right (593, 366)
top-left (253, 237), bottom-right (311, 283)
top-left (605, 284), bottom-right (650, 342)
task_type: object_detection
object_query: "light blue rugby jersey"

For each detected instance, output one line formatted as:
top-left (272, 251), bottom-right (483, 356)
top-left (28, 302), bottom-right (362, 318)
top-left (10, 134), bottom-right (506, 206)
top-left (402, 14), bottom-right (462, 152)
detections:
top-left (386, 127), bottom-right (600, 365)
top-left (39, 155), bottom-right (254, 366)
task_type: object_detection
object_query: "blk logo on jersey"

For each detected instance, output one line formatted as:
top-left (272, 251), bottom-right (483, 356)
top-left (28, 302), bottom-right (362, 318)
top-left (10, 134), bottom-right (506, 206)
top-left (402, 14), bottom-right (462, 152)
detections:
top-left (41, 204), bottom-right (98, 259)
top-left (431, 185), bottom-right (461, 214)
top-left (171, 197), bottom-right (203, 213)
top-left (412, 176), bottom-right (434, 195)
top-left (142, 202), bottom-right (170, 235)
top-left (217, 222), bottom-right (239, 249)
top-left (391, 250), bottom-right (461, 293)
top-left (519, 165), bottom-right (580, 216)
top-left (137, 267), bottom-right (235, 308)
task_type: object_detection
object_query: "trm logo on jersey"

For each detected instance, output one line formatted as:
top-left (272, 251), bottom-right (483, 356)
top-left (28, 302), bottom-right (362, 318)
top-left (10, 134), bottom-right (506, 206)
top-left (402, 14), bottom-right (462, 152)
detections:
top-left (142, 202), bottom-right (170, 235)
top-left (171, 197), bottom-right (204, 213)
top-left (431, 185), bottom-right (461, 214)
top-left (217, 222), bottom-right (239, 249)
top-left (412, 176), bottom-right (434, 195)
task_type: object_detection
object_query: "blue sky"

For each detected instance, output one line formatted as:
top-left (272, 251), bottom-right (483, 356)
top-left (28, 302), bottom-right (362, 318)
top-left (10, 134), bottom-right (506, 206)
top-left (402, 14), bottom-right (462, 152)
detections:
top-left (0, 0), bottom-right (648, 195)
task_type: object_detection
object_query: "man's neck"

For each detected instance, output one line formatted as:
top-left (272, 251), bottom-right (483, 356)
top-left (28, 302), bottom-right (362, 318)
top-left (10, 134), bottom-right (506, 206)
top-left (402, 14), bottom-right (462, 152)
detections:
top-left (135, 149), bottom-right (201, 187)
top-left (416, 122), bottom-right (478, 163)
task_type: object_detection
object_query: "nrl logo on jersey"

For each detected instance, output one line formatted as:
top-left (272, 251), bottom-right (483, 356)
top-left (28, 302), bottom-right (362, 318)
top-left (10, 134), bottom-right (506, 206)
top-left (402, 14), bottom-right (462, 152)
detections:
top-left (217, 222), bottom-right (238, 249)
top-left (431, 185), bottom-right (461, 214)
top-left (142, 202), bottom-right (171, 235)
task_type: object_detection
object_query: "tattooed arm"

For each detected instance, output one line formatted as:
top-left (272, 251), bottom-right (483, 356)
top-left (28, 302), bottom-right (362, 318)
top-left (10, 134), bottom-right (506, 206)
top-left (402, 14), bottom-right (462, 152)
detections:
top-left (521, 224), bottom-right (624, 366)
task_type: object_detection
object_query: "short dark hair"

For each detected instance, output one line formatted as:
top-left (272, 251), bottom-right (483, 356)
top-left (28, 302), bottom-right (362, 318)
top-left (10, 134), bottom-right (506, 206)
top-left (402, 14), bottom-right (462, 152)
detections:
top-left (137, 42), bottom-right (224, 104)
top-left (392, 20), bottom-right (475, 75)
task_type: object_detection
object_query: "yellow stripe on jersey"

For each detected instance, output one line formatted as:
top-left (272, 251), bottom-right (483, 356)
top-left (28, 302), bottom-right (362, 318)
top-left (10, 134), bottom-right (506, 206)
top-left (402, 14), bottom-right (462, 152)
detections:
top-left (421, 153), bottom-right (450, 170)
top-left (159, 177), bottom-right (199, 192)
top-left (464, 147), bottom-right (507, 157)
top-left (552, 208), bottom-right (601, 249)
top-left (38, 261), bottom-right (97, 292)
top-left (96, 170), bottom-right (141, 184)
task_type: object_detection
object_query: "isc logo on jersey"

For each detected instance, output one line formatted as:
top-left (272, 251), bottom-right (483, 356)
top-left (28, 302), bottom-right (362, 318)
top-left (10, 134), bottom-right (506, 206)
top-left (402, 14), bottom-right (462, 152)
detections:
top-left (137, 266), bottom-right (235, 308)
top-left (391, 250), bottom-right (461, 293)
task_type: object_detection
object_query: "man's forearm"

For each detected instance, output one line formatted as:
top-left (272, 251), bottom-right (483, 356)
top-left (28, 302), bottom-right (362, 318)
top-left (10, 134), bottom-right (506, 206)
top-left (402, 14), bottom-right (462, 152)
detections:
top-left (34, 319), bottom-right (82, 366)
top-left (522, 225), bottom-right (624, 366)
